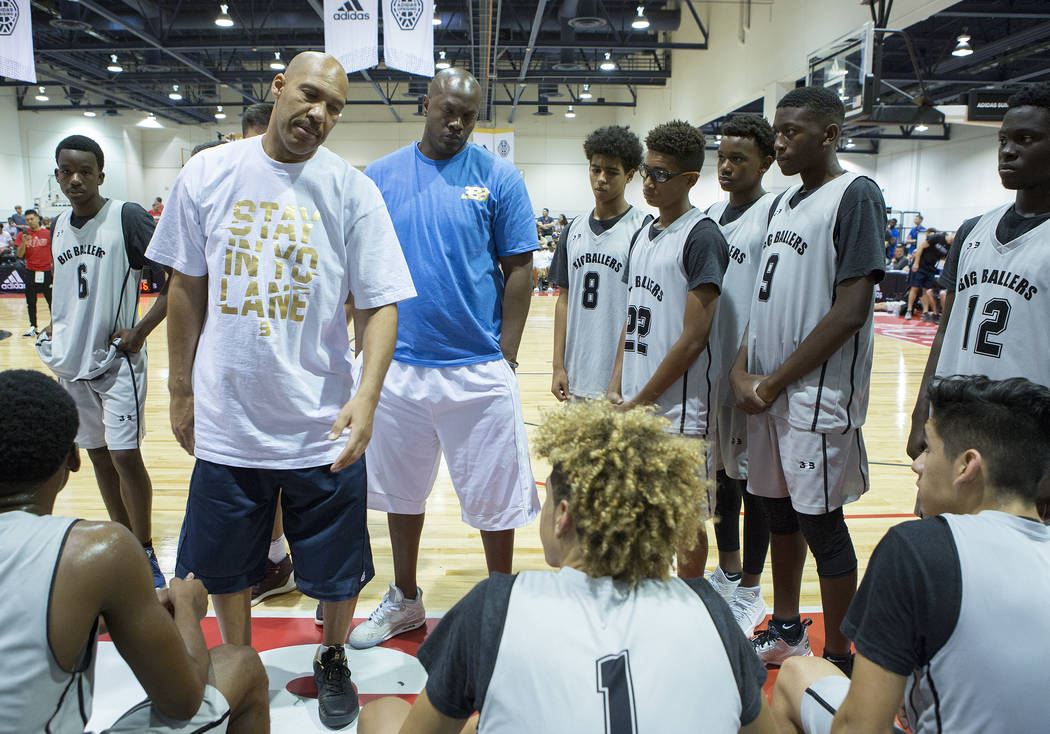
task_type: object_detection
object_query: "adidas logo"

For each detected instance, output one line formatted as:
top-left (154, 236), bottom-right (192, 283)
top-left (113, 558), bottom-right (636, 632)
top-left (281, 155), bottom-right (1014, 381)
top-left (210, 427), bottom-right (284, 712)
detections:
top-left (333, 0), bottom-right (369, 20)
top-left (1, 270), bottom-right (24, 290)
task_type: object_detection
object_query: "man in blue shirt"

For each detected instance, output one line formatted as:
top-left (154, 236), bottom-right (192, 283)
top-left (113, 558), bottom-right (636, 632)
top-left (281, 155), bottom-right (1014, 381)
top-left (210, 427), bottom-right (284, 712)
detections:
top-left (350, 68), bottom-right (539, 649)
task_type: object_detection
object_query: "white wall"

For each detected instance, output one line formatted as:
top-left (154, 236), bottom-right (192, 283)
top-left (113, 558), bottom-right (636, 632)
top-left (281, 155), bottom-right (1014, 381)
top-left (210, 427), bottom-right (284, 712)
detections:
top-left (0, 89), bottom-right (28, 211)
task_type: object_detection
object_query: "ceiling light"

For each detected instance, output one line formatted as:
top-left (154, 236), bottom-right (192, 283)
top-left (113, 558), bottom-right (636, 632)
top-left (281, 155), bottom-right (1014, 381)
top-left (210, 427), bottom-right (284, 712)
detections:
top-left (915, 123), bottom-right (929, 132)
top-left (214, 105), bottom-right (226, 120)
top-left (631, 6), bottom-right (650, 30)
top-left (565, 106), bottom-right (576, 118)
top-left (215, 3), bottom-right (234, 28)
top-left (433, 5), bottom-right (442, 25)
top-left (168, 84), bottom-right (182, 101)
top-left (137, 112), bottom-right (163, 129)
top-left (845, 138), bottom-right (856, 149)
top-left (600, 52), bottom-right (616, 71)
top-left (35, 87), bottom-right (49, 102)
top-left (952, 33), bottom-right (973, 57)
top-left (435, 50), bottom-right (450, 70)
top-left (107, 54), bottom-right (123, 73)
top-left (270, 51), bottom-right (285, 71)
top-left (580, 84), bottom-right (592, 100)
top-left (83, 110), bottom-right (97, 118)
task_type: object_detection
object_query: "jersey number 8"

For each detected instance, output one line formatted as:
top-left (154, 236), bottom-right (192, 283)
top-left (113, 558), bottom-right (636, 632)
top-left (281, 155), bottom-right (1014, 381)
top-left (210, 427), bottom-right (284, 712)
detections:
top-left (582, 271), bottom-right (600, 310)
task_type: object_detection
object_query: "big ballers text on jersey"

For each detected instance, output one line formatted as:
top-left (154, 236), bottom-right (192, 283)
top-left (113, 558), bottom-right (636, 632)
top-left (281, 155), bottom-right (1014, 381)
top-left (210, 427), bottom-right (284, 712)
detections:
top-left (563, 207), bottom-right (650, 399)
top-left (937, 203), bottom-right (1050, 386)
top-left (748, 172), bottom-right (875, 432)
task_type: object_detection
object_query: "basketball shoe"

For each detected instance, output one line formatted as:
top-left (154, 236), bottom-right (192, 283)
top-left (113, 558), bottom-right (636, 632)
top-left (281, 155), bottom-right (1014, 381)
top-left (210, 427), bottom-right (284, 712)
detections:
top-left (348, 583), bottom-right (425, 649)
top-left (752, 617), bottom-right (812, 666)
top-left (313, 645), bottom-right (359, 729)
top-left (705, 567), bottom-right (740, 603)
top-left (250, 555), bottom-right (295, 606)
top-left (144, 543), bottom-right (165, 588)
top-left (728, 585), bottom-right (767, 638)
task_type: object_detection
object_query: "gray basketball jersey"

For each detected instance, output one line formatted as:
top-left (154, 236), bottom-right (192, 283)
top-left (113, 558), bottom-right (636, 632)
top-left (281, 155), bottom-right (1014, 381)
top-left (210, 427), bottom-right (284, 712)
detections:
top-left (41, 200), bottom-right (145, 381)
top-left (622, 208), bottom-right (717, 435)
top-left (905, 512), bottom-right (1050, 733)
top-left (708, 193), bottom-right (777, 408)
top-left (0, 512), bottom-right (96, 734)
top-left (479, 569), bottom-right (753, 732)
top-left (936, 203), bottom-right (1050, 386)
top-left (563, 207), bottom-right (649, 399)
top-left (749, 172), bottom-right (875, 432)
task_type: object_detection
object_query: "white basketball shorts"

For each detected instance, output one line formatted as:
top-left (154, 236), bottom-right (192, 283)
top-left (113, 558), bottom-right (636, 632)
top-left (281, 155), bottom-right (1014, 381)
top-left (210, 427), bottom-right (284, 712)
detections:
top-left (59, 352), bottom-right (147, 451)
top-left (102, 684), bottom-right (229, 733)
top-left (707, 402), bottom-right (749, 480)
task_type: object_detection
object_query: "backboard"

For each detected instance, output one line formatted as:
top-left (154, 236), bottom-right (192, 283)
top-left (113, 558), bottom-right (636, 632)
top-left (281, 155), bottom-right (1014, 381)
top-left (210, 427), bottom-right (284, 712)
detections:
top-left (807, 21), bottom-right (875, 119)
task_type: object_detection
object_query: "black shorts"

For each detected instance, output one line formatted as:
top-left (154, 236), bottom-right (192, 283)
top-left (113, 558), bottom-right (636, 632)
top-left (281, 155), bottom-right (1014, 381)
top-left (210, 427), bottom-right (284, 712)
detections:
top-left (176, 457), bottom-right (374, 599)
top-left (908, 268), bottom-right (938, 290)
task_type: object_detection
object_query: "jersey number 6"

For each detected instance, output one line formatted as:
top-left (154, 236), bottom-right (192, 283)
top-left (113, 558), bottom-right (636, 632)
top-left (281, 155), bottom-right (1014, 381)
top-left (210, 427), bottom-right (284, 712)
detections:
top-left (77, 263), bottom-right (89, 300)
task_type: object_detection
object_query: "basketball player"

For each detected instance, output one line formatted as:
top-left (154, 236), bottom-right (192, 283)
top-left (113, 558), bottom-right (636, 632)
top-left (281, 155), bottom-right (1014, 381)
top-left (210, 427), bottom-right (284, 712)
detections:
top-left (36, 134), bottom-right (168, 587)
top-left (147, 52), bottom-right (415, 729)
top-left (15, 208), bottom-right (53, 336)
top-left (0, 369), bottom-right (269, 734)
top-left (550, 124), bottom-right (646, 401)
top-left (771, 375), bottom-right (1050, 734)
top-left (242, 102), bottom-right (274, 139)
top-left (608, 120), bottom-right (730, 577)
top-left (357, 401), bottom-right (779, 734)
top-left (353, 68), bottom-right (538, 649)
top-left (704, 114), bottom-right (777, 636)
top-left (730, 87), bottom-right (885, 674)
top-left (907, 86), bottom-right (1050, 495)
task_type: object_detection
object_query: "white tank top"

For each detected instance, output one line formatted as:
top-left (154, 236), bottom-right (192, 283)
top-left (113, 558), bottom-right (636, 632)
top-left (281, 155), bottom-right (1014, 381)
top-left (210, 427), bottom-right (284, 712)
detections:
top-left (748, 172), bottom-right (875, 432)
top-left (0, 512), bottom-right (97, 734)
top-left (708, 193), bottom-right (778, 409)
top-left (905, 512), bottom-right (1050, 733)
top-left (40, 200), bottom-right (145, 381)
top-left (622, 208), bottom-right (715, 435)
top-left (563, 208), bottom-right (650, 399)
top-left (936, 203), bottom-right (1050, 387)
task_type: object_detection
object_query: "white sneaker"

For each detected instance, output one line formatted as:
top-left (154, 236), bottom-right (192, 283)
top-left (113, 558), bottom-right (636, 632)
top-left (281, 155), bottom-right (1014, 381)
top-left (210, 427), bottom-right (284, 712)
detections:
top-left (752, 618), bottom-right (812, 666)
top-left (348, 583), bottom-right (426, 649)
top-left (728, 585), bottom-right (766, 638)
top-left (22, 327), bottom-right (37, 337)
top-left (705, 567), bottom-right (740, 603)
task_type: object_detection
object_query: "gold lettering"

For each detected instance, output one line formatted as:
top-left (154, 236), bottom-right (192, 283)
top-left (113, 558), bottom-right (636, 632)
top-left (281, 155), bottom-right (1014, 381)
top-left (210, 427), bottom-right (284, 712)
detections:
top-left (223, 245), bottom-right (234, 275)
top-left (240, 280), bottom-right (264, 317)
top-left (267, 282), bottom-right (291, 319)
top-left (260, 223), bottom-right (269, 240)
top-left (301, 222), bottom-right (314, 245)
top-left (234, 251), bottom-right (258, 277)
top-left (259, 321), bottom-right (272, 337)
top-left (282, 205), bottom-right (297, 221)
top-left (259, 201), bottom-right (280, 222)
top-left (218, 278), bottom-right (238, 314)
top-left (234, 237), bottom-right (252, 250)
top-left (289, 292), bottom-right (309, 322)
top-left (232, 200), bottom-right (255, 222)
top-left (273, 222), bottom-right (296, 240)
top-left (274, 243), bottom-right (295, 261)
top-left (292, 247), bottom-right (318, 284)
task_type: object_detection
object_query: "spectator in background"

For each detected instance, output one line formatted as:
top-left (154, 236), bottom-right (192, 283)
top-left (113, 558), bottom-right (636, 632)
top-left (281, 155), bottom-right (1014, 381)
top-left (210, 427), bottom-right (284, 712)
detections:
top-left (553, 213), bottom-right (568, 242)
top-left (905, 227), bottom-right (947, 322)
top-left (889, 244), bottom-right (910, 271)
top-left (242, 102), bottom-right (275, 138)
top-left (885, 217), bottom-right (899, 258)
top-left (11, 205), bottom-right (27, 233)
top-left (537, 207), bottom-right (555, 239)
top-left (150, 197), bottom-right (164, 219)
top-left (906, 212), bottom-right (925, 248)
top-left (15, 208), bottom-right (53, 337)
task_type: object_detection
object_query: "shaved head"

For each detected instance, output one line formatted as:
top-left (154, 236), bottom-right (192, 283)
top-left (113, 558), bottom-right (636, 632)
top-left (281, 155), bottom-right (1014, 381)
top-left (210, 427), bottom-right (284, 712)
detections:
top-left (264, 51), bottom-right (348, 163)
top-left (428, 68), bottom-right (481, 101)
top-left (283, 51), bottom-right (349, 99)
top-left (420, 68), bottom-right (483, 160)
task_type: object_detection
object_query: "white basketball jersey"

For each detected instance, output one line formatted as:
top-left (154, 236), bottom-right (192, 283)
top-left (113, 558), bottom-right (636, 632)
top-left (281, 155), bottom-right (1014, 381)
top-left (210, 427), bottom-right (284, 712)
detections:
top-left (905, 512), bottom-right (1050, 734)
top-left (564, 208), bottom-right (650, 399)
top-left (479, 569), bottom-right (747, 733)
top-left (622, 208), bottom-right (715, 435)
top-left (708, 193), bottom-right (778, 408)
top-left (749, 172), bottom-right (875, 432)
top-left (42, 201), bottom-right (144, 381)
top-left (936, 203), bottom-right (1050, 387)
top-left (0, 512), bottom-right (96, 734)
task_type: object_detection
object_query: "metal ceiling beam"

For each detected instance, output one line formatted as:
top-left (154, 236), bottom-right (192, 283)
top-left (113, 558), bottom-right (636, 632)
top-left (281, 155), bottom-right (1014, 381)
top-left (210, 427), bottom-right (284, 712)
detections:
top-left (509, 0), bottom-right (551, 123)
top-left (39, 41), bottom-right (703, 53)
top-left (74, 0), bottom-right (261, 103)
top-left (937, 11), bottom-right (1050, 20)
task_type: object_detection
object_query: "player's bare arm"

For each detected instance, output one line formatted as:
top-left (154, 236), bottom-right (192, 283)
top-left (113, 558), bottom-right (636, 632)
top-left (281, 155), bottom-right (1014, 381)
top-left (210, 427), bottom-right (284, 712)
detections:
top-left (329, 302), bottom-right (398, 471)
top-left (729, 324), bottom-right (770, 415)
top-left (755, 274), bottom-right (876, 405)
top-left (551, 289), bottom-right (570, 400)
top-left (622, 283), bottom-right (718, 409)
top-left (166, 270), bottom-right (208, 455)
top-left (906, 289), bottom-right (956, 458)
top-left (112, 266), bottom-right (172, 353)
top-left (830, 654), bottom-right (907, 734)
top-left (498, 251), bottom-right (534, 365)
top-left (52, 521), bottom-right (210, 721)
top-left (606, 322), bottom-right (628, 404)
top-left (739, 699), bottom-right (782, 734)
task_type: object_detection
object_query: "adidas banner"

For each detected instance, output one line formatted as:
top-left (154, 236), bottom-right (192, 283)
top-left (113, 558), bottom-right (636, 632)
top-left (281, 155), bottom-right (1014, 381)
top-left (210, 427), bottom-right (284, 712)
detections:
top-left (324, 0), bottom-right (378, 75)
top-left (0, 0), bottom-right (36, 84)
top-left (382, 0), bottom-right (434, 77)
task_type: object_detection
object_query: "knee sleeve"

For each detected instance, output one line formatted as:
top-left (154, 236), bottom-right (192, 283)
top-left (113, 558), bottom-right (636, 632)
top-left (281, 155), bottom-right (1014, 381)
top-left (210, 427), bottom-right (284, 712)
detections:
top-left (797, 508), bottom-right (857, 578)
top-left (741, 491), bottom-right (770, 576)
top-left (763, 496), bottom-right (800, 535)
top-left (713, 470), bottom-right (743, 552)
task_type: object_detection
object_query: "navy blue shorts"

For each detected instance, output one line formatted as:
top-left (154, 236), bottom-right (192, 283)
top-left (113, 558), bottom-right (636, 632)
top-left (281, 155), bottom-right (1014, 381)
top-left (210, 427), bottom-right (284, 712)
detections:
top-left (175, 457), bottom-right (374, 600)
top-left (909, 268), bottom-right (938, 290)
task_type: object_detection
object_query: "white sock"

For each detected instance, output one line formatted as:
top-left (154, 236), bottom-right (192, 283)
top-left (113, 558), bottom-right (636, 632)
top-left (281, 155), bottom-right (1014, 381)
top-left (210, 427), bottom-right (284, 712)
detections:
top-left (268, 536), bottom-right (287, 564)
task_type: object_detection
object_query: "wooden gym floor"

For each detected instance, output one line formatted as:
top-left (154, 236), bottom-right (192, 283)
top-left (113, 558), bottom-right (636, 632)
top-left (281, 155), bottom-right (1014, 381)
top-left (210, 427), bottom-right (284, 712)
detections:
top-left (0, 293), bottom-right (929, 614)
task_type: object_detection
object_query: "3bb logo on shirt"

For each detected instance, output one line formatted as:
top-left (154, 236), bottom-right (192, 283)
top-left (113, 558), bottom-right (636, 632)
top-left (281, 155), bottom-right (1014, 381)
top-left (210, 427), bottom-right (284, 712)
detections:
top-left (332, 0), bottom-right (370, 20)
top-left (462, 186), bottom-right (490, 202)
top-left (797, 460), bottom-right (816, 470)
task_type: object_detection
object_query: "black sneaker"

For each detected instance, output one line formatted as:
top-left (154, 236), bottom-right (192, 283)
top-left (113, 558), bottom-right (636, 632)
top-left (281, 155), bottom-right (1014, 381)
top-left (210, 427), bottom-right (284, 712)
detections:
top-left (313, 646), bottom-right (359, 729)
top-left (823, 650), bottom-right (855, 677)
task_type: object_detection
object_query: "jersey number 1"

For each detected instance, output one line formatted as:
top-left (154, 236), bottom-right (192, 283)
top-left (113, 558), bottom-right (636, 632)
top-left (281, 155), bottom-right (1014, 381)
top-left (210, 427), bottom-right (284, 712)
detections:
top-left (596, 651), bottom-right (638, 734)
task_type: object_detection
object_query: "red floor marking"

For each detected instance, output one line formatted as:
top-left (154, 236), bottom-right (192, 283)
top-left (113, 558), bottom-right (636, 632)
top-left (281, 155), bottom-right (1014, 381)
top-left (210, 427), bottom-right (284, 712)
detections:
top-left (874, 313), bottom-right (937, 347)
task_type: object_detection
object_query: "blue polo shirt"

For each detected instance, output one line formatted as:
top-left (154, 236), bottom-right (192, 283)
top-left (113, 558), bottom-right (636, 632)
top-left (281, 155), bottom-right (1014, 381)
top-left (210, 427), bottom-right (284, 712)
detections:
top-left (365, 142), bottom-right (537, 366)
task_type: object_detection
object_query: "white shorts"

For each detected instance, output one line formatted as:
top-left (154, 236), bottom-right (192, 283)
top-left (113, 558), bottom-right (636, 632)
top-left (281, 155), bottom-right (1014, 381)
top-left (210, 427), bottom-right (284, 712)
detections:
top-left (746, 413), bottom-right (868, 515)
top-left (60, 353), bottom-right (147, 451)
top-left (707, 402), bottom-right (749, 480)
top-left (799, 676), bottom-right (906, 734)
top-left (102, 684), bottom-right (229, 733)
top-left (366, 359), bottom-right (539, 531)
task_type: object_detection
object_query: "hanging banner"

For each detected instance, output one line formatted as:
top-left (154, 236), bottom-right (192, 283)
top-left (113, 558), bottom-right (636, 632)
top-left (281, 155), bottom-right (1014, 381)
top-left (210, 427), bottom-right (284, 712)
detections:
top-left (472, 128), bottom-right (515, 164)
top-left (0, 0), bottom-right (36, 84)
top-left (324, 0), bottom-right (378, 75)
top-left (382, 0), bottom-right (434, 77)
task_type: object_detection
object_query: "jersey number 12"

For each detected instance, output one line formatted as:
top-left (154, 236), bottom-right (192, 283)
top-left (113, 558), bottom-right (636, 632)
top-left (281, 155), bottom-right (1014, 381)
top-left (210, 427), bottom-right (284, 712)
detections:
top-left (961, 295), bottom-right (1010, 358)
top-left (596, 650), bottom-right (638, 734)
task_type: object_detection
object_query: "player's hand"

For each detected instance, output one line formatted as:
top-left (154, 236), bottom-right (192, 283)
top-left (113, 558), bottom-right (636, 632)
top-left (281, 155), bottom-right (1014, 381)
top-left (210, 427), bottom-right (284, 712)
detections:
top-left (169, 574), bottom-right (209, 621)
top-left (606, 389), bottom-right (624, 406)
top-left (732, 371), bottom-right (771, 415)
top-left (169, 390), bottom-right (195, 455)
top-left (551, 367), bottom-right (570, 401)
top-left (614, 399), bottom-right (637, 413)
top-left (110, 327), bottom-right (145, 353)
top-left (43, 323), bottom-right (53, 338)
top-left (328, 395), bottom-right (374, 472)
top-left (156, 587), bottom-right (175, 616)
top-left (906, 417), bottom-right (927, 460)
